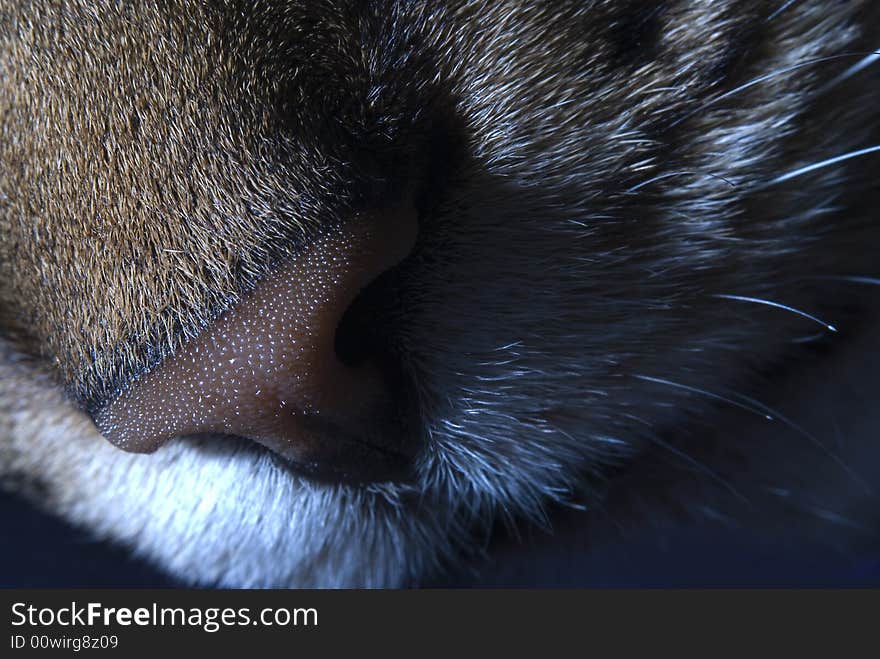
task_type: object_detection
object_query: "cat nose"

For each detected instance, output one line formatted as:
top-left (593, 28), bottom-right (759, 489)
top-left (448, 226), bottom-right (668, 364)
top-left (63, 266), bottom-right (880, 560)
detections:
top-left (94, 205), bottom-right (420, 484)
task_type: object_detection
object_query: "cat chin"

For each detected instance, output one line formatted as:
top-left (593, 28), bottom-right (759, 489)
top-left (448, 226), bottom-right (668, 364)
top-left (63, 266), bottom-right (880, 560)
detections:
top-left (0, 325), bottom-right (642, 587)
top-left (77, 443), bottom-right (439, 588)
top-left (4, 414), bottom-right (431, 587)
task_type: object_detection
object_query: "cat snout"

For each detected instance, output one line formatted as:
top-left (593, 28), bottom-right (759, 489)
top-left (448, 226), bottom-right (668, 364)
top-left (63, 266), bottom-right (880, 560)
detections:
top-left (94, 204), bottom-right (421, 485)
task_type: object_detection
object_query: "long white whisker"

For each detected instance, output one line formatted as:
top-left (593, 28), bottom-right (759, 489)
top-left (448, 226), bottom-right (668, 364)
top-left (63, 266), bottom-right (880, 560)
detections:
top-left (763, 145), bottom-right (880, 187)
top-left (646, 434), bottom-right (748, 502)
top-left (632, 374), bottom-right (773, 420)
top-left (720, 392), bottom-right (873, 496)
top-left (817, 50), bottom-right (880, 95)
top-left (668, 53), bottom-right (874, 130)
top-left (766, 0), bottom-right (800, 23)
top-left (809, 275), bottom-right (880, 287)
top-left (627, 171), bottom-right (737, 193)
top-left (714, 294), bottom-right (837, 332)
top-left (633, 375), bottom-right (872, 496)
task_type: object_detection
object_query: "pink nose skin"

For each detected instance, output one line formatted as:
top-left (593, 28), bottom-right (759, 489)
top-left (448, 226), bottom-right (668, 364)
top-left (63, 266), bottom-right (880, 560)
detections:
top-left (95, 206), bottom-right (419, 483)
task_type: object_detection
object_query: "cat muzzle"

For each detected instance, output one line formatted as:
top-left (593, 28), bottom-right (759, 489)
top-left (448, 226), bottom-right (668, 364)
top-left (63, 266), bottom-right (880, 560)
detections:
top-left (94, 205), bottom-right (420, 485)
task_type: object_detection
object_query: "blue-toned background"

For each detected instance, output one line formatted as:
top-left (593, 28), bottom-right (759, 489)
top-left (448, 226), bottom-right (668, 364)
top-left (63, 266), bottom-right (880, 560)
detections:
top-left (3, 489), bottom-right (878, 588)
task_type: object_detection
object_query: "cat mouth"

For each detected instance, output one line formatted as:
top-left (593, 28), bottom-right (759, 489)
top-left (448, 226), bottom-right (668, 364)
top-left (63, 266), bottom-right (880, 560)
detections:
top-left (178, 424), bottom-right (420, 487)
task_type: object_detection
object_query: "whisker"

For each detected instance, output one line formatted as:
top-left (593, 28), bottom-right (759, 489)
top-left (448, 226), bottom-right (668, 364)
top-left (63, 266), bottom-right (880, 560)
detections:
top-left (816, 49), bottom-right (880, 95)
top-left (631, 374), bottom-right (773, 420)
top-left (713, 294), bottom-right (837, 332)
top-left (790, 332), bottom-right (826, 344)
top-left (667, 53), bottom-right (876, 130)
top-left (633, 374), bottom-right (873, 496)
top-left (765, 0), bottom-right (800, 23)
top-left (713, 390), bottom-right (873, 496)
top-left (646, 434), bottom-right (748, 503)
top-left (762, 145), bottom-right (880, 187)
top-left (808, 275), bottom-right (880, 287)
top-left (627, 171), bottom-right (737, 193)
top-left (803, 506), bottom-right (872, 532)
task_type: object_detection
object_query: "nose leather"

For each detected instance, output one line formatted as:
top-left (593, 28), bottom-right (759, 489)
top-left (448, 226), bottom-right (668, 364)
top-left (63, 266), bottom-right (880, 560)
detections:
top-left (94, 205), bottom-right (418, 483)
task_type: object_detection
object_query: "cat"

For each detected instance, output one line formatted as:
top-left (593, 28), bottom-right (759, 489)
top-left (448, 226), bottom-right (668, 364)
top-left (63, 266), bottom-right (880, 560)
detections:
top-left (1, 0), bottom-right (878, 587)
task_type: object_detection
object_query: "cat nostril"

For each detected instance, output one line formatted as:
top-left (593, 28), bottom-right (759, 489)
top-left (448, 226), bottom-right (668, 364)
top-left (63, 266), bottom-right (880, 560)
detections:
top-left (334, 293), bottom-right (376, 369)
top-left (94, 205), bottom-right (420, 485)
top-left (334, 255), bottom-right (407, 370)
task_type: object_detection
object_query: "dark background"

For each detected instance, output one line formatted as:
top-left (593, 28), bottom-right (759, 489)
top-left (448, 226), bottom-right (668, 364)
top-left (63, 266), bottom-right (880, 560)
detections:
top-left (3, 489), bottom-right (879, 588)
